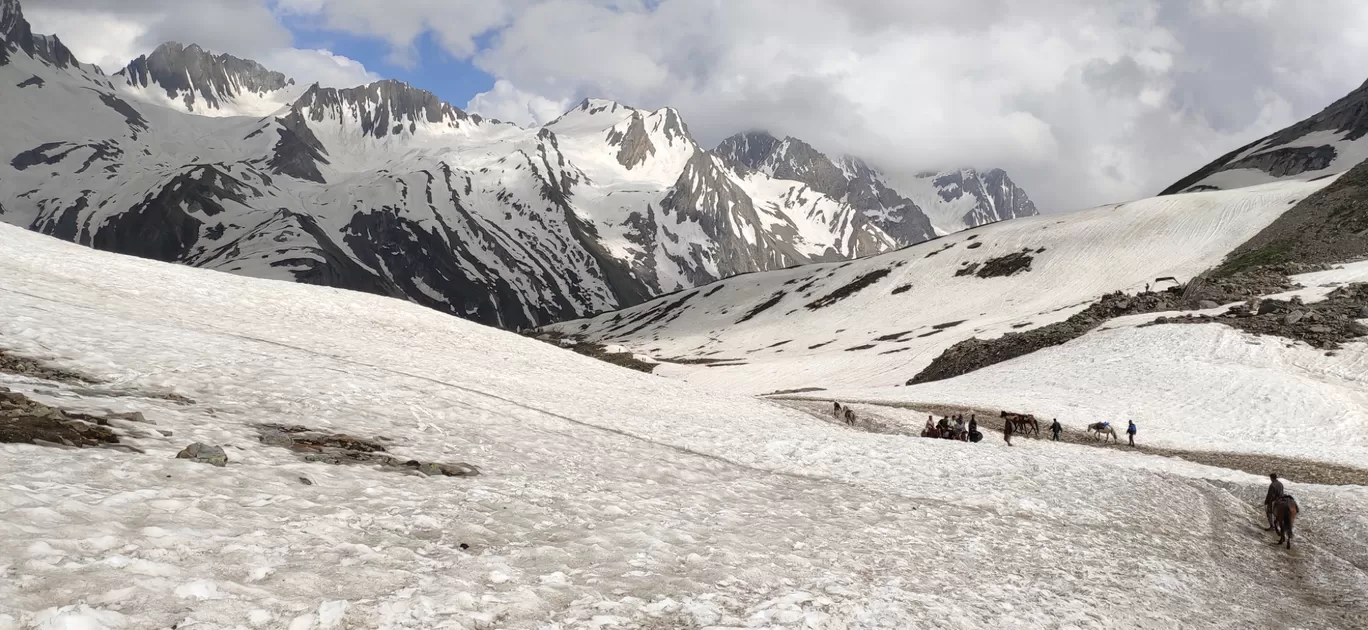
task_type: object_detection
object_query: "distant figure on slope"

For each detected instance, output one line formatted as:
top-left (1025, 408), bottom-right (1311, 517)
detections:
top-left (843, 407), bottom-right (856, 426)
top-left (1050, 419), bottom-right (1062, 441)
top-left (833, 402), bottom-right (843, 417)
top-left (923, 416), bottom-right (937, 438)
top-left (954, 416), bottom-right (967, 440)
top-left (1126, 420), bottom-right (1137, 446)
top-left (1003, 418), bottom-right (1013, 446)
top-left (1264, 473), bottom-right (1285, 531)
top-left (968, 415), bottom-right (978, 436)
top-left (937, 417), bottom-right (951, 434)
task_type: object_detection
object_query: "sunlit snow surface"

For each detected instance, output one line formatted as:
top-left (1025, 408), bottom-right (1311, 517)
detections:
top-left (2, 222), bottom-right (1368, 628)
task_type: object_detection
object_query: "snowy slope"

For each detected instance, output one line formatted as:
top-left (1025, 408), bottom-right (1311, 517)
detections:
top-left (4, 221), bottom-right (1368, 629)
top-left (547, 178), bottom-right (1331, 396)
top-left (2, 0), bottom-right (1041, 330)
top-left (1164, 77), bottom-right (1368, 195)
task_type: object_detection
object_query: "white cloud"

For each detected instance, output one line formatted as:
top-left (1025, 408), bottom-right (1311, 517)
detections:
top-left (445, 0), bottom-right (1368, 211)
top-left (466, 79), bottom-right (573, 127)
top-left (23, 7), bottom-right (148, 72)
top-left (259, 48), bottom-right (380, 88)
top-left (23, 0), bottom-right (292, 67)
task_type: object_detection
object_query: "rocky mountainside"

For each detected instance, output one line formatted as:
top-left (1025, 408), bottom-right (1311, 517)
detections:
top-left (1164, 78), bottom-right (1368, 195)
top-left (115, 42), bottom-right (300, 117)
top-left (716, 131), bottom-right (1039, 237)
top-left (0, 0), bottom-right (1037, 329)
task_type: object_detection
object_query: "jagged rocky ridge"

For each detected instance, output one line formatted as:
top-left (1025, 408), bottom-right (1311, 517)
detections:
top-left (0, 0), bottom-right (1038, 329)
top-left (716, 131), bottom-right (1038, 237)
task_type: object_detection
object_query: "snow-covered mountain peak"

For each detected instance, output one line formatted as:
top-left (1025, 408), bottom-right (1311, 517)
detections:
top-left (114, 41), bottom-right (300, 117)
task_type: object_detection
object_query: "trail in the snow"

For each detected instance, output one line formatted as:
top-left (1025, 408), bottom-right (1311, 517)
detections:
top-left (782, 398), bottom-right (1368, 487)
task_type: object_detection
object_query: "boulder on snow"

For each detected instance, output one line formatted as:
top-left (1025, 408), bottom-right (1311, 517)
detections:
top-left (176, 442), bottom-right (228, 467)
top-left (106, 411), bottom-right (153, 425)
top-left (1198, 300), bottom-right (1220, 310)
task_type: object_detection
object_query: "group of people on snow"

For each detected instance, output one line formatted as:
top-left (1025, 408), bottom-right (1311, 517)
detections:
top-left (922, 414), bottom-right (982, 442)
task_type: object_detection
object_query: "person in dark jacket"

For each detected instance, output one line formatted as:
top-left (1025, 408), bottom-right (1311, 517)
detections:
top-left (1265, 473), bottom-right (1285, 531)
top-left (1126, 420), bottom-right (1137, 446)
top-left (1050, 419), bottom-right (1062, 441)
top-left (1003, 419), bottom-right (1013, 446)
top-left (968, 416), bottom-right (978, 435)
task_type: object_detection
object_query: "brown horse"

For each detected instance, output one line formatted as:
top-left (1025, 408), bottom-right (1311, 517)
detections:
top-left (1273, 495), bottom-right (1299, 549)
top-left (1001, 411), bottom-right (1040, 437)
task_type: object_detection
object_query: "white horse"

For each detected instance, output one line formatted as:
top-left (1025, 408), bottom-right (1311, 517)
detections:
top-left (1086, 422), bottom-right (1118, 442)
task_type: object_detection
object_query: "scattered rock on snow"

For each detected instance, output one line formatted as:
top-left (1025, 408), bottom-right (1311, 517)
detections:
top-left (257, 424), bottom-right (480, 478)
top-left (1285, 310), bottom-right (1305, 325)
top-left (176, 442), bottom-right (228, 467)
top-left (0, 388), bottom-right (122, 448)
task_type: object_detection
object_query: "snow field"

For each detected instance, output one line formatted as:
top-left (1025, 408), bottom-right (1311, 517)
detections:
top-left (553, 178), bottom-right (1333, 397)
top-left (823, 262), bottom-right (1368, 468)
top-left (2, 223), bottom-right (1368, 628)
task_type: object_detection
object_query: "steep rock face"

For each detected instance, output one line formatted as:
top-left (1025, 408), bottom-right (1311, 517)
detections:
top-left (606, 113), bottom-right (656, 169)
top-left (293, 80), bottom-right (475, 138)
top-left (838, 157), bottom-right (938, 245)
top-left (116, 42), bottom-right (294, 114)
top-left (928, 168), bottom-right (1040, 229)
top-left (717, 132), bottom-right (848, 198)
top-left (1164, 77), bottom-right (1368, 194)
top-left (0, 0), bottom-right (87, 71)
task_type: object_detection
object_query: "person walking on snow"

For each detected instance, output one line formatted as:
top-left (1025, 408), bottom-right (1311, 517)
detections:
top-left (1126, 420), bottom-right (1137, 446)
top-left (1264, 473), bottom-right (1285, 531)
top-left (1050, 418), bottom-right (1062, 441)
top-left (1003, 418), bottom-right (1013, 446)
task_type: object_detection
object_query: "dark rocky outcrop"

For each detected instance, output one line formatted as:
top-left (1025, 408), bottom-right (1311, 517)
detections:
top-left (0, 349), bottom-right (93, 383)
top-left (0, 387), bottom-right (120, 448)
top-left (268, 110), bottom-right (330, 183)
top-left (606, 113), bottom-right (657, 170)
top-left (1151, 284), bottom-right (1368, 350)
top-left (968, 251), bottom-right (1034, 278)
top-left (806, 268), bottom-right (891, 309)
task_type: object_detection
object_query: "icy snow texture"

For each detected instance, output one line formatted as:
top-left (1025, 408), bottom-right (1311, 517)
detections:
top-left (2, 222), bottom-right (1367, 628)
